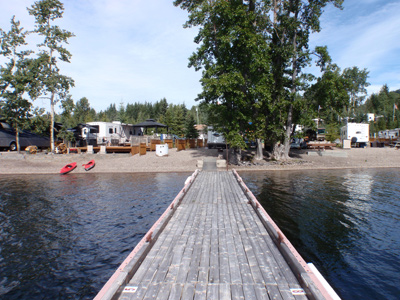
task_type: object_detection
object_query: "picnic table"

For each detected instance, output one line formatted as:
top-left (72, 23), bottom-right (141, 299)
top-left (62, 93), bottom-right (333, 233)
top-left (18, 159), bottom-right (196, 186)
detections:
top-left (307, 142), bottom-right (336, 150)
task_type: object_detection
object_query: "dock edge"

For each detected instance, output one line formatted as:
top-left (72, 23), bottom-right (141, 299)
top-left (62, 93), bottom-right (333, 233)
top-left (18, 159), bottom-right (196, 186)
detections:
top-left (232, 169), bottom-right (341, 300)
top-left (94, 169), bottom-right (200, 300)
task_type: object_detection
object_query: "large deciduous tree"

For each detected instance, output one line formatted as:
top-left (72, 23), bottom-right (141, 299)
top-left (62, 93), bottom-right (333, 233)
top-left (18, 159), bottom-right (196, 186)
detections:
top-left (174, 0), bottom-right (272, 162)
top-left (268, 0), bottom-right (343, 159)
top-left (305, 63), bottom-right (349, 123)
top-left (342, 66), bottom-right (370, 114)
top-left (28, 0), bottom-right (74, 153)
top-left (175, 0), bottom-right (344, 161)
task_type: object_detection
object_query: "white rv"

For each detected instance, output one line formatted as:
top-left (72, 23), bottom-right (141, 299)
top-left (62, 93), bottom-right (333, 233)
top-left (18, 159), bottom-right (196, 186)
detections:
top-left (207, 126), bottom-right (226, 149)
top-left (82, 121), bottom-right (134, 145)
top-left (378, 128), bottom-right (400, 139)
top-left (341, 123), bottom-right (369, 147)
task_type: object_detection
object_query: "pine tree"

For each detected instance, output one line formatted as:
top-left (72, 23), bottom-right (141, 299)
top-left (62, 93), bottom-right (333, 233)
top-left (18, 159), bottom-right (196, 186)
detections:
top-left (185, 114), bottom-right (199, 138)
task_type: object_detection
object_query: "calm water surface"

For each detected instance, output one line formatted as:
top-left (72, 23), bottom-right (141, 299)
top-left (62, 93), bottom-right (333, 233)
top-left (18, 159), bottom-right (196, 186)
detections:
top-left (240, 168), bottom-right (400, 300)
top-left (0, 173), bottom-right (191, 299)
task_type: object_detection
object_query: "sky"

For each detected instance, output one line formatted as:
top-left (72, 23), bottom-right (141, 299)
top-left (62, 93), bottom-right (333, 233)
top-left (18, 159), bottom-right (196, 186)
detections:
top-left (0, 0), bottom-right (399, 113)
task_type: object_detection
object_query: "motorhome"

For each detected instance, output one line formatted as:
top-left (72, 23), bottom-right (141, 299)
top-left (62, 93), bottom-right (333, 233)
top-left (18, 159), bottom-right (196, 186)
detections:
top-left (82, 121), bottom-right (134, 146)
top-left (341, 123), bottom-right (369, 147)
top-left (0, 121), bottom-right (49, 151)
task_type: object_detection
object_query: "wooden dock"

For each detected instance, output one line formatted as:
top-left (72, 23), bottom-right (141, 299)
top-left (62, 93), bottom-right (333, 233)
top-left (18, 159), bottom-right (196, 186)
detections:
top-left (95, 170), bottom-right (338, 300)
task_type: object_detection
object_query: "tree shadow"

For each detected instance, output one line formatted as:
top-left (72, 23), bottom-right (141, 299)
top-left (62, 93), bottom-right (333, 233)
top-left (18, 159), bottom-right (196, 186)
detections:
top-left (185, 148), bottom-right (222, 158)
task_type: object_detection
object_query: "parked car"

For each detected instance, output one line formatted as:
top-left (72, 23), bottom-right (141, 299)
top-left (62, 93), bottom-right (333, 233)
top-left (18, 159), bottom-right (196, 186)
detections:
top-left (0, 121), bottom-right (50, 151)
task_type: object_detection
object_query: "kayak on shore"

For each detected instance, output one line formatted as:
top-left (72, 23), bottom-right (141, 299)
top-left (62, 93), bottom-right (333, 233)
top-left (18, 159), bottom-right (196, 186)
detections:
top-left (82, 160), bottom-right (95, 171)
top-left (60, 162), bottom-right (77, 175)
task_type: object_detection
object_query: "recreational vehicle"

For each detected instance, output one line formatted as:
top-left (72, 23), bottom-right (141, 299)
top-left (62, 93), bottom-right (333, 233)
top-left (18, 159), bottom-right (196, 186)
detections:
top-left (378, 128), bottom-right (400, 140)
top-left (82, 122), bottom-right (134, 146)
top-left (207, 127), bottom-right (226, 149)
top-left (0, 121), bottom-right (49, 151)
top-left (341, 123), bottom-right (369, 147)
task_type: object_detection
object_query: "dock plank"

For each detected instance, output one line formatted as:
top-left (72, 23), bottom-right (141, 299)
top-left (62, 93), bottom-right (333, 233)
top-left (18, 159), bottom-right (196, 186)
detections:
top-left (105, 171), bottom-right (327, 300)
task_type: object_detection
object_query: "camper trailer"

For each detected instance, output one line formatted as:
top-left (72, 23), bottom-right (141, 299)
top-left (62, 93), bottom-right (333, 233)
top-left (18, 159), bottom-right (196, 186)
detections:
top-left (341, 123), bottom-right (369, 147)
top-left (82, 122), bottom-right (134, 146)
top-left (207, 127), bottom-right (226, 149)
top-left (378, 128), bottom-right (400, 140)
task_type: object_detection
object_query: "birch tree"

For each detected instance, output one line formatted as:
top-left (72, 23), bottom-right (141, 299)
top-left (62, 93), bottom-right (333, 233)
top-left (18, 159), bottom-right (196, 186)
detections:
top-left (28, 0), bottom-right (74, 153)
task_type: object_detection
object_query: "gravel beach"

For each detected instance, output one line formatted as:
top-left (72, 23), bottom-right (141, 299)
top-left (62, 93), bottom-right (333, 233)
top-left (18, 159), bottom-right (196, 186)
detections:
top-left (0, 147), bottom-right (400, 175)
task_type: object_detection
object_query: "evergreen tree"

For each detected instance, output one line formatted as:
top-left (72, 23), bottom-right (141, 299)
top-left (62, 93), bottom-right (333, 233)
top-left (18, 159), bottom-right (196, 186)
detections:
top-left (185, 114), bottom-right (199, 138)
top-left (74, 97), bottom-right (93, 124)
top-left (57, 94), bottom-right (75, 142)
top-left (104, 103), bottom-right (118, 121)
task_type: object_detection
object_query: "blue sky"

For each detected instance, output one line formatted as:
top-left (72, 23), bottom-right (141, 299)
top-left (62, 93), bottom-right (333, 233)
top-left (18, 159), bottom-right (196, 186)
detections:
top-left (1, 0), bottom-right (399, 113)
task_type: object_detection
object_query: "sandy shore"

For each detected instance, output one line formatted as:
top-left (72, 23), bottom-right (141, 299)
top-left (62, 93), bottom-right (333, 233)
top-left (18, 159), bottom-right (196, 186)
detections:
top-left (1, 147), bottom-right (400, 175)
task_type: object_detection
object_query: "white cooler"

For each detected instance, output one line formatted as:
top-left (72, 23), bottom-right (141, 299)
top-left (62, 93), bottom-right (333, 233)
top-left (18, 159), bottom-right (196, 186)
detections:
top-left (156, 144), bottom-right (169, 156)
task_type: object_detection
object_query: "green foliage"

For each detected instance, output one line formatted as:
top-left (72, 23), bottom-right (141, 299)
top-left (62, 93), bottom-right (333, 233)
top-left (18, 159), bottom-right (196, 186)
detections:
top-left (185, 114), bottom-right (199, 138)
top-left (325, 123), bottom-right (340, 142)
top-left (166, 104), bottom-right (186, 136)
top-left (305, 64), bottom-right (349, 119)
top-left (28, 0), bottom-right (74, 152)
top-left (175, 0), bottom-right (272, 149)
top-left (0, 16), bottom-right (36, 151)
top-left (74, 97), bottom-right (95, 124)
top-left (175, 0), bottom-right (346, 159)
top-left (361, 84), bottom-right (400, 134)
top-left (57, 126), bottom-right (75, 142)
top-left (28, 108), bottom-right (50, 135)
top-left (343, 66), bottom-right (370, 112)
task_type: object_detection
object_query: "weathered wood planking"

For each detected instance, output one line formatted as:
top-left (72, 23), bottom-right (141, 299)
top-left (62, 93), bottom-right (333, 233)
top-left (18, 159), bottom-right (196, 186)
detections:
top-left (100, 171), bottom-right (334, 300)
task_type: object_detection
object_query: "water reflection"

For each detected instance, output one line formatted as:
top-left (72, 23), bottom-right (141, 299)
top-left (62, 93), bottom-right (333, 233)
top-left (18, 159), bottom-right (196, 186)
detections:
top-left (240, 169), bottom-right (400, 300)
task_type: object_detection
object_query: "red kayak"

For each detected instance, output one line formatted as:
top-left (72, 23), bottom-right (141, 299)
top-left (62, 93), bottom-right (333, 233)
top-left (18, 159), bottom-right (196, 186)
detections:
top-left (82, 159), bottom-right (95, 171)
top-left (60, 162), bottom-right (77, 175)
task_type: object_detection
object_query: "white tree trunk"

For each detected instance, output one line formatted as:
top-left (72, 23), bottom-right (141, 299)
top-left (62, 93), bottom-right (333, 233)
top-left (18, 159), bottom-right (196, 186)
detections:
top-left (50, 92), bottom-right (55, 153)
top-left (255, 138), bottom-right (263, 160)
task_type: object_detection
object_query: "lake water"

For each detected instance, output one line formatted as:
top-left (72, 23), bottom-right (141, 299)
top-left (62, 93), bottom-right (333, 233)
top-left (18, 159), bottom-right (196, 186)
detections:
top-left (0, 173), bottom-right (191, 299)
top-left (0, 169), bottom-right (399, 300)
top-left (240, 168), bottom-right (400, 300)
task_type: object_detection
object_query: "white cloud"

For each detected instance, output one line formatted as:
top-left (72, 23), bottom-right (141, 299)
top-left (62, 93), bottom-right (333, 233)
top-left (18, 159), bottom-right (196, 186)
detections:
top-left (0, 0), bottom-right (202, 112)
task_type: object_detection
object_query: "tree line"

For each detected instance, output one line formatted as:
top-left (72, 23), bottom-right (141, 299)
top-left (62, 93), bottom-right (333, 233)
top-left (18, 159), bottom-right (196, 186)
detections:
top-left (358, 86), bottom-right (400, 136)
top-left (56, 96), bottom-right (205, 141)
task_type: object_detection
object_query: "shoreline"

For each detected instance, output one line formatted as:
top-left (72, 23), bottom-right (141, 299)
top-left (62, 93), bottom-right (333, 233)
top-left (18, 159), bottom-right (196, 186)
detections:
top-left (1, 147), bottom-right (400, 175)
